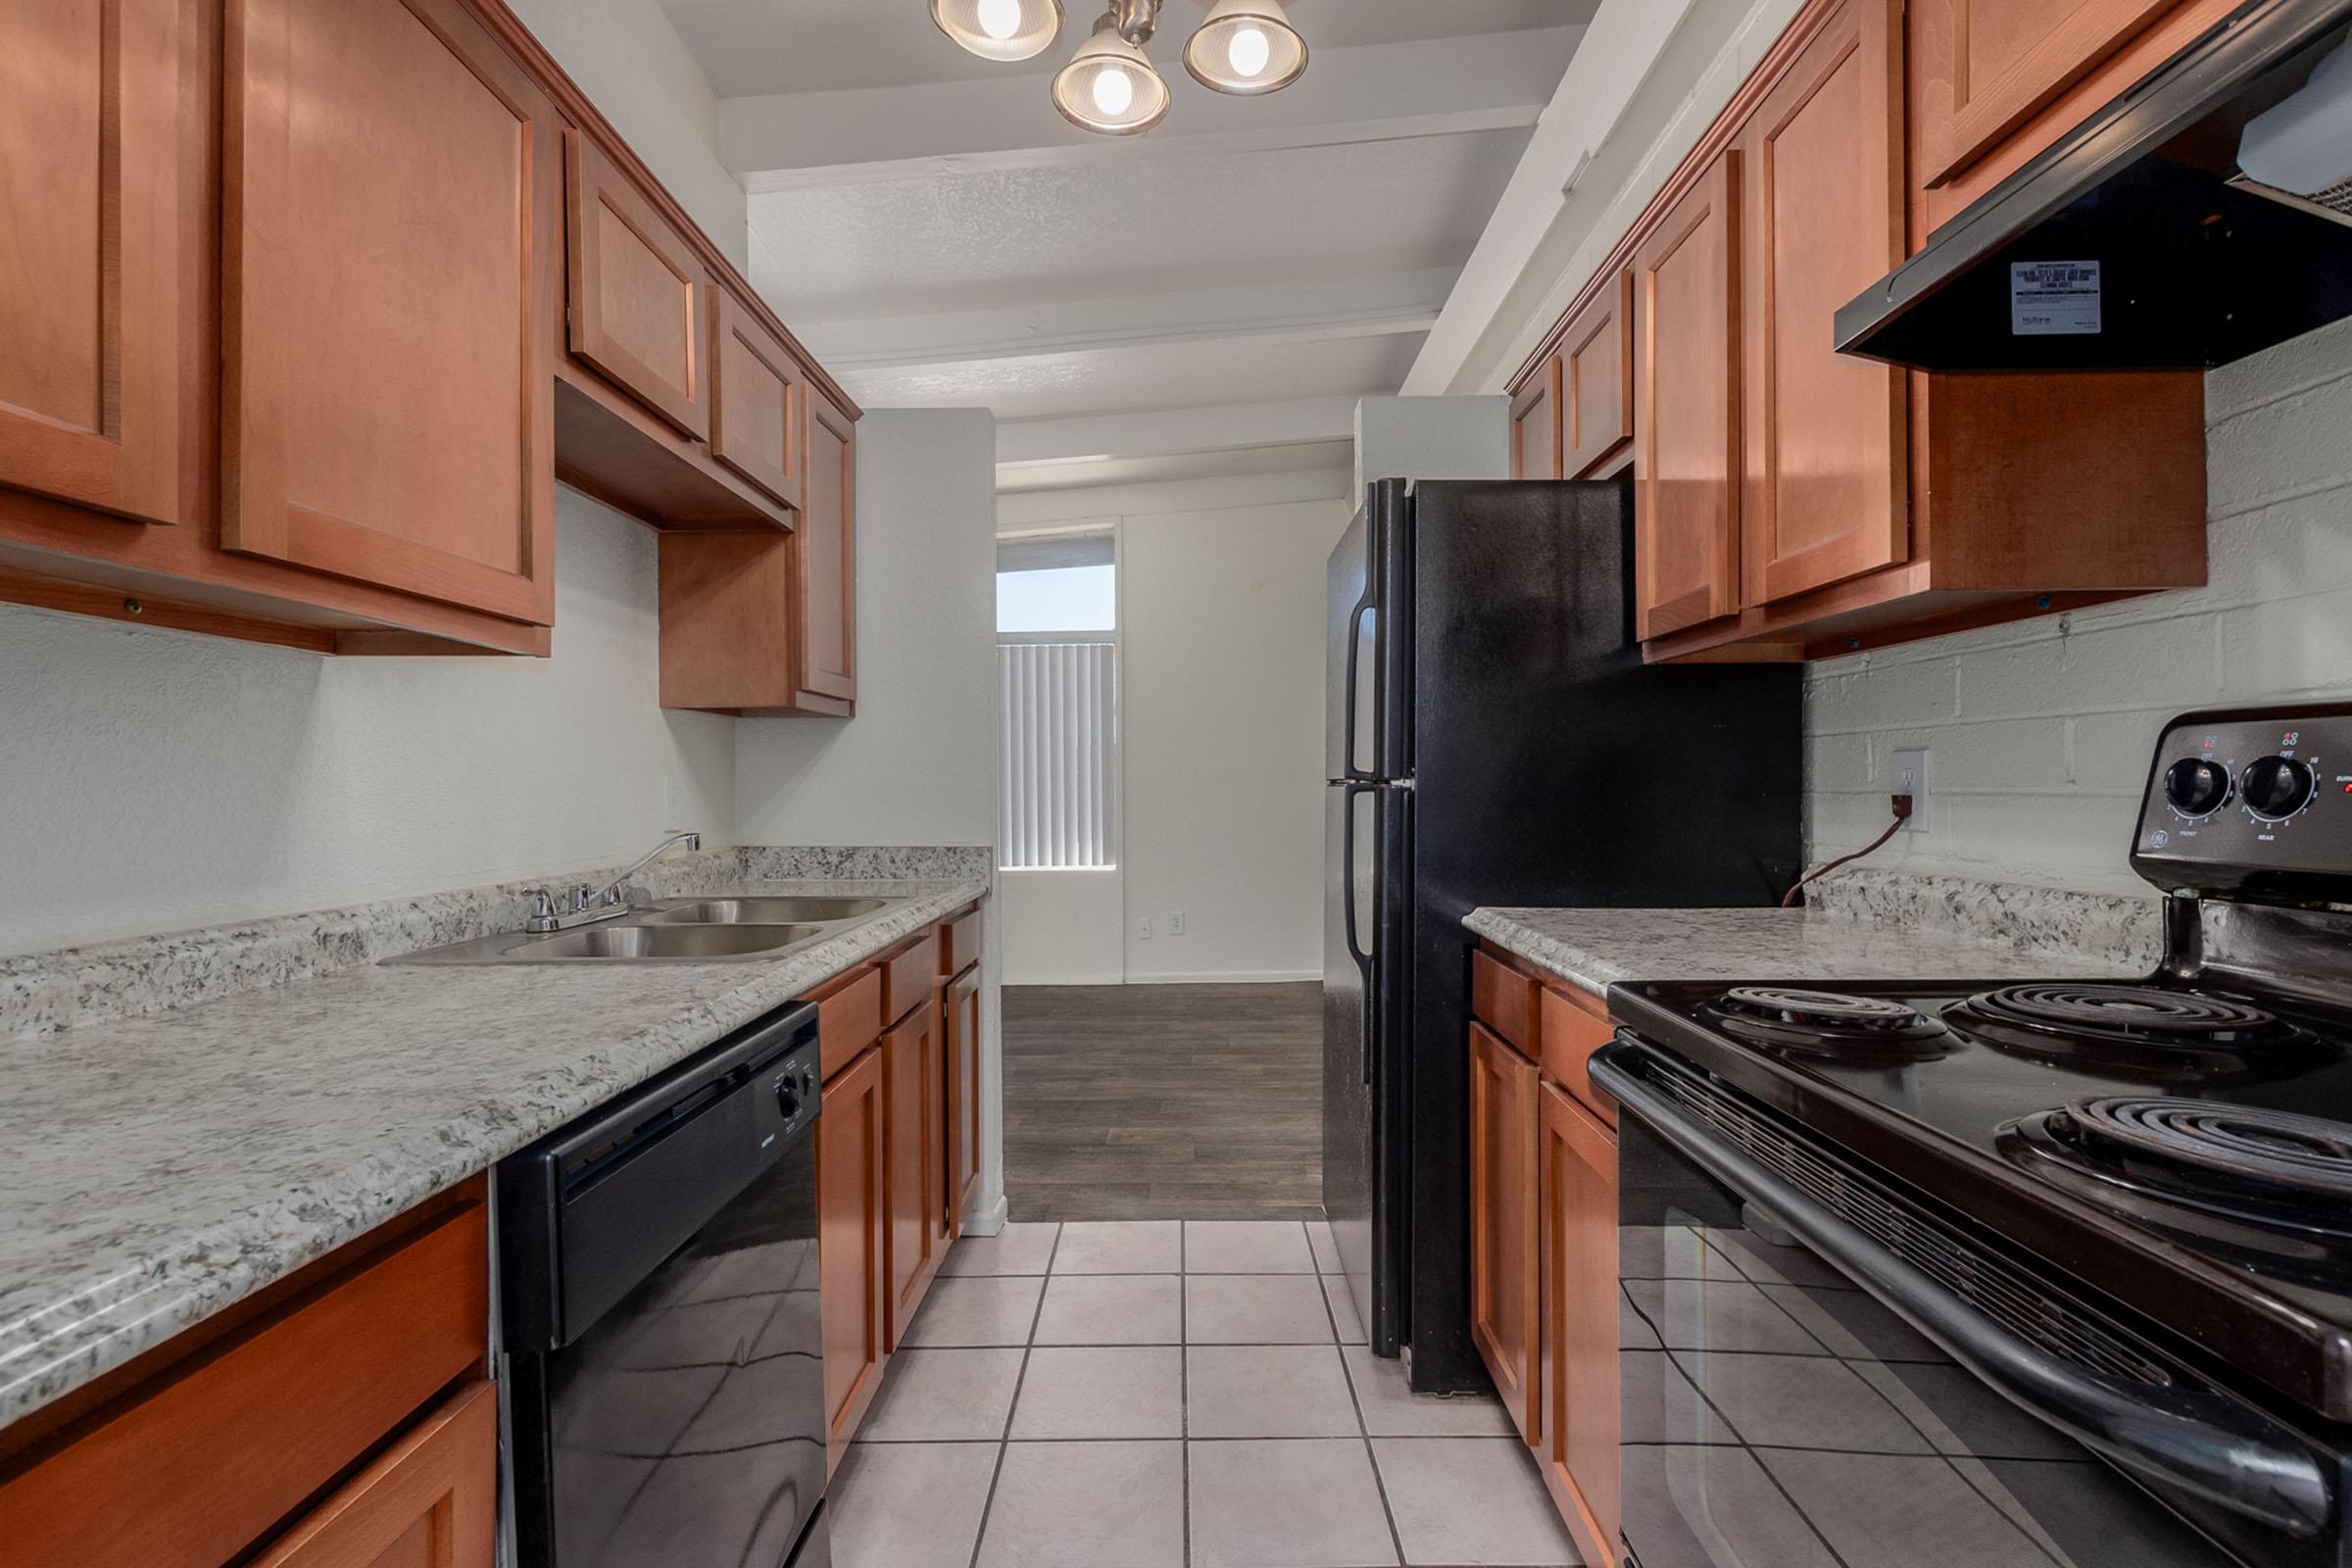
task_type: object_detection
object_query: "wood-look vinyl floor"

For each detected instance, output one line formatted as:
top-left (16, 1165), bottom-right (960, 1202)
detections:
top-left (1000, 982), bottom-right (1323, 1223)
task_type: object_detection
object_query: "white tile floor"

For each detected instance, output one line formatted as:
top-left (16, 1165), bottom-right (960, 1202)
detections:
top-left (831, 1220), bottom-right (1581, 1568)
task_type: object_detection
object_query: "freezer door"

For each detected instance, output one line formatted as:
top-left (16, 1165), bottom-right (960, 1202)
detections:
top-left (1326, 481), bottom-right (1411, 783)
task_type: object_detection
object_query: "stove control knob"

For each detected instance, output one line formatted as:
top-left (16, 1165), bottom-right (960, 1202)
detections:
top-left (2163, 758), bottom-right (2232, 817)
top-left (2240, 756), bottom-right (2317, 821)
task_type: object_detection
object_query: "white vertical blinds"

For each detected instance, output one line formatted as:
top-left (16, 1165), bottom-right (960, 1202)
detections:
top-left (1000, 640), bottom-right (1117, 869)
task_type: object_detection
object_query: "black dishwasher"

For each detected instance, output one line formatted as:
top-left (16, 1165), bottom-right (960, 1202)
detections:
top-left (500, 1002), bottom-right (830, 1568)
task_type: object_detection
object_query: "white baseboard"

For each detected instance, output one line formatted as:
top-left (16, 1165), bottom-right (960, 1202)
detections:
top-left (961, 1193), bottom-right (1010, 1237)
top-left (1002, 972), bottom-right (1128, 987)
top-left (1124, 969), bottom-right (1321, 985)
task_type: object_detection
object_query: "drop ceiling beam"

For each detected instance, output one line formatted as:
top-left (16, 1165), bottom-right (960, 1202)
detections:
top-left (996, 395), bottom-right (1359, 466)
top-left (723, 28), bottom-right (1585, 188)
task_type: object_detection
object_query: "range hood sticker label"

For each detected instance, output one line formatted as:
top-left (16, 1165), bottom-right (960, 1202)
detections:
top-left (2011, 261), bottom-right (2102, 335)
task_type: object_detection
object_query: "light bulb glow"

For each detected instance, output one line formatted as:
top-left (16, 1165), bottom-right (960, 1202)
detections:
top-left (1227, 24), bottom-right (1270, 77)
top-left (1092, 64), bottom-right (1136, 116)
top-left (975, 0), bottom-right (1021, 40)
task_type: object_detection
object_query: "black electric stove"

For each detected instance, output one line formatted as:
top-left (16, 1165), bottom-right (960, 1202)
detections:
top-left (1594, 706), bottom-right (2352, 1568)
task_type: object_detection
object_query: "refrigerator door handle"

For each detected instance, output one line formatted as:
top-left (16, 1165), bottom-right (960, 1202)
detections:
top-left (1340, 589), bottom-right (1377, 782)
top-left (1341, 780), bottom-right (1378, 1085)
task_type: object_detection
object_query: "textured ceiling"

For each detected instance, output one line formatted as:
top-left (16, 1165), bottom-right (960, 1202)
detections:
top-left (750, 127), bottom-right (1530, 322)
top-left (661, 0), bottom-right (1591, 98)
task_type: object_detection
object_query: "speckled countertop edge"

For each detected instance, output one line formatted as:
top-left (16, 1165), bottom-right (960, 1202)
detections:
top-left (1466, 902), bottom-right (2135, 1001)
top-left (0, 870), bottom-right (986, 1427)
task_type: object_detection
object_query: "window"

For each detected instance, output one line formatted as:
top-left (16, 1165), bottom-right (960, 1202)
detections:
top-left (999, 529), bottom-right (1119, 870)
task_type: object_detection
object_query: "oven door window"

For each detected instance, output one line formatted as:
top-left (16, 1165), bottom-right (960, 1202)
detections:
top-left (1618, 1135), bottom-right (2243, 1567)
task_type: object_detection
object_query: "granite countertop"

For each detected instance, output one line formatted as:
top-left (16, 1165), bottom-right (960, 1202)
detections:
top-left (1466, 905), bottom-right (2138, 1001)
top-left (0, 875), bottom-right (985, 1428)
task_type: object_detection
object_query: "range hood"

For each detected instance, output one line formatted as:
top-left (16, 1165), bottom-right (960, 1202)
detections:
top-left (1838, 0), bottom-right (2352, 371)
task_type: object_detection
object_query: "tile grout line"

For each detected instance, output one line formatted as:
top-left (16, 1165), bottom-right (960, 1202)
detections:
top-left (1180, 1220), bottom-right (1192, 1568)
top-left (1326, 1232), bottom-right (1413, 1568)
top-left (960, 1221), bottom-right (1062, 1568)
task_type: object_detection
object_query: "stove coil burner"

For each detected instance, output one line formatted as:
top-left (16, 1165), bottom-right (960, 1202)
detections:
top-left (1968, 985), bottom-right (2284, 1043)
top-left (1708, 987), bottom-right (1952, 1060)
top-left (2006, 1097), bottom-right (2352, 1247)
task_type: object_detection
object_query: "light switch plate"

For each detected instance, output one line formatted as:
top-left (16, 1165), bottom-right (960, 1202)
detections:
top-left (1890, 749), bottom-right (1930, 832)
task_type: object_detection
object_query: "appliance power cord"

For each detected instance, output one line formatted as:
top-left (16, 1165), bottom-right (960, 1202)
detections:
top-left (1781, 794), bottom-right (1914, 908)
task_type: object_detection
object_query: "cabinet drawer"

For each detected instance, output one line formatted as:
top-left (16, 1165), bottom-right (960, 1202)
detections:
top-left (1470, 949), bottom-right (1542, 1059)
top-left (0, 1192), bottom-right (487, 1568)
top-left (1540, 984), bottom-right (1617, 1128)
top-left (879, 930), bottom-right (941, 1027)
top-left (805, 963), bottom-right (883, 1083)
top-left (249, 1380), bottom-right (495, 1568)
top-left (940, 906), bottom-right (982, 978)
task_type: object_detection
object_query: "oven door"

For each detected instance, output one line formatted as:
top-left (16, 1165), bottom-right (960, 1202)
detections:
top-left (1592, 1037), bottom-right (2340, 1568)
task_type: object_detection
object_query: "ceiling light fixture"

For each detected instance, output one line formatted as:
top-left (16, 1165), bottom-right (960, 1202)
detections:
top-left (932, 0), bottom-right (1063, 63)
top-left (1051, 7), bottom-right (1171, 136)
top-left (1184, 0), bottom-right (1306, 95)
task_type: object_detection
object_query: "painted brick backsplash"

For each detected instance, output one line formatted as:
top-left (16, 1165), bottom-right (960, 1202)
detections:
top-left (1805, 315), bottom-right (2352, 897)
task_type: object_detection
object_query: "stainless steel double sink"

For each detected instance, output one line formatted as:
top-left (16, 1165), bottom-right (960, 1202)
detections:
top-left (385, 895), bottom-right (898, 966)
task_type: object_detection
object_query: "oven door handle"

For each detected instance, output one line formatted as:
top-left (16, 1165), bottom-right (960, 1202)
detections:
top-left (1590, 1038), bottom-right (2337, 1540)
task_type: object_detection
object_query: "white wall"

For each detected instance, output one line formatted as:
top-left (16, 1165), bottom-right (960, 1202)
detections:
top-left (735, 409), bottom-right (999, 848)
top-left (1353, 396), bottom-right (1513, 491)
top-left (504, 0), bottom-right (750, 271)
top-left (998, 868), bottom-right (1124, 985)
top-left (0, 492), bottom-right (737, 956)
top-left (1120, 495), bottom-right (1353, 983)
top-left (1806, 318), bottom-right (2352, 897)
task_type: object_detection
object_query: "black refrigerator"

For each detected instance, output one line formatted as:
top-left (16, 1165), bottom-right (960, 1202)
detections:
top-left (1323, 477), bottom-right (1801, 1392)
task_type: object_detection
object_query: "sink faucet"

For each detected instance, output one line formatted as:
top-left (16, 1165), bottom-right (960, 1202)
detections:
top-left (522, 831), bottom-right (703, 934)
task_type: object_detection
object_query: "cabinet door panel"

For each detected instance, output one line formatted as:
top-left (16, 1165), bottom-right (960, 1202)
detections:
top-left (946, 964), bottom-right (983, 1237)
top-left (883, 998), bottom-right (944, 1346)
top-left (797, 395), bottom-right (858, 709)
top-left (249, 1383), bottom-right (495, 1568)
top-left (1562, 272), bottom-right (1635, 478)
top-left (0, 0), bottom-right (189, 524)
top-left (710, 290), bottom-right (805, 512)
top-left (223, 0), bottom-right (558, 624)
top-left (818, 1047), bottom-right (887, 1468)
top-left (1634, 155), bottom-right (1740, 641)
top-left (1512, 359), bottom-right (1563, 480)
top-left (1539, 1084), bottom-right (1620, 1568)
top-left (1741, 0), bottom-right (1907, 606)
top-left (1470, 1023), bottom-right (1541, 1446)
top-left (566, 131), bottom-right (711, 442)
top-left (1920, 0), bottom-right (2176, 185)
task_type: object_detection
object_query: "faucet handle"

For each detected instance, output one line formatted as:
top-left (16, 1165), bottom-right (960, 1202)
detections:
top-left (521, 888), bottom-right (558, 934)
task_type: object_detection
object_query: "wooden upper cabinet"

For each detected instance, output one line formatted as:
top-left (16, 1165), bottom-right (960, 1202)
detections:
top-left (1740, 0), bottom-right (1907, 607)
top-left (1916, 0), bottom-right (2177, 187)
top-left (565, 131), bottom-right (712, 443)
top-left (797, 393), bottom-right (858, 711)
top-left (1561, 272), bottom-right (1635, 479)
top-left (817, 1045), bottom-right (888, 1473)
top-left (249, 1383), bottom-right (495, 1568)
top-left (0, 0), bottom-right (191, 527)
top-left (222, 0), bottom-right (559, 625)
top-left (1469, 1023), bottom-right (1541, 1446)
top-left (1633, 153), bottom-right (1741, 641)
top-left (710, 289), bottom-right (806, 513)
top-left (1538, 1084), bottom-right (1620, 1568)
top-left (1512, 359), bottom-right (1564, 480)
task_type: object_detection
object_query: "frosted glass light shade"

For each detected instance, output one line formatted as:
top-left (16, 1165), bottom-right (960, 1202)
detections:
top-left (1185, 0), bottom-right (1306, 95)
top-left (932, 0), bottom-right (1064, 63)
top-left (1052, 16), bottom-right (1171, 135)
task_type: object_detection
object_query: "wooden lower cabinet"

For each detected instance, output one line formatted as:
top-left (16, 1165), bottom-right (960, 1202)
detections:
top-left (1539, 1084), bottom-right (1622, 1568)
top-left (249, 1382), bottom-right (495, 1568)
top-left (945, 961), bottom-right (984, 1237)
top-left (816, 1044), bottom-right (889, 1473)
top-left (883, 987), bottom-right (948, 1347)
top-left (1469, 1022), bottom-right (1542, 1445)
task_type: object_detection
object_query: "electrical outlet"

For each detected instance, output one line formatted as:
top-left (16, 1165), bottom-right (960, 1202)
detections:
top-left (1169, 911), bottom-right (1187, 936)
top-left (1138, 916), bottom-right (1153, 940)
top-left (1890, 749), bottom-right (1930, 832)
